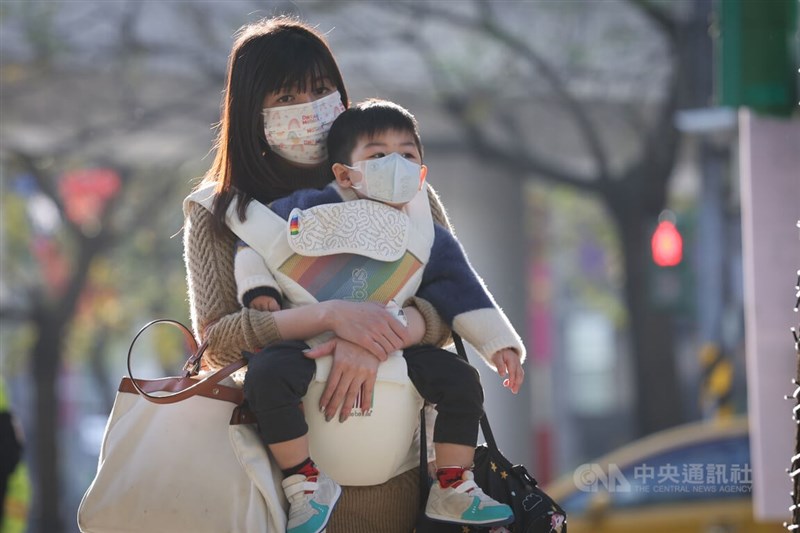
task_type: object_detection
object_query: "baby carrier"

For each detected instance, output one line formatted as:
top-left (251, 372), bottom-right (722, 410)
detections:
top-left (185, 185), bottom-right (435, 485)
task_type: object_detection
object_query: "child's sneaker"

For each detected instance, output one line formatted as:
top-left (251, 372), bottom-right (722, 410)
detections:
top-left (281, 469), bottom-right (342, 533)
top-left (424, 470), bottom-right (514, 527)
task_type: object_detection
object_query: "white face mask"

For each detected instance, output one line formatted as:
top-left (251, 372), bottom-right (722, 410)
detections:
top-left (348, 152), bottom-right (427, 205)
top-left (263, 91), bottom-right (345, 165)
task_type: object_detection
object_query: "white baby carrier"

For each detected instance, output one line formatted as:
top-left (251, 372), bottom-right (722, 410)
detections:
top-left (185, 185), bottom-right (435, 486)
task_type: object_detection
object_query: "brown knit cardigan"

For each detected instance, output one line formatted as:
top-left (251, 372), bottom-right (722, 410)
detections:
top-left (182, 183), bottom-right (454, 532)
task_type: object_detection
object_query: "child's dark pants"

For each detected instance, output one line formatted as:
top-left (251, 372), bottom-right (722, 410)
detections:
top-left (243, 341), bottom-right (485, 447)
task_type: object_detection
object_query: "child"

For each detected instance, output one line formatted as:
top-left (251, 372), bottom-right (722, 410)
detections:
top-left (239, 99), bottom-right (525, 532)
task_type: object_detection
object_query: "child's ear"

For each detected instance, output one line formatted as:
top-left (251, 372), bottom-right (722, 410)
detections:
top-left (332, 163), bottom-right (352, 188)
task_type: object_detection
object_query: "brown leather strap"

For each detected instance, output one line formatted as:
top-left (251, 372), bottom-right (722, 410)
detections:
top-left (230, 404), bottom-right (258, 425)
top-left (119, 376), bottom-right (244, 405)
top-left (126, 319), bottom-right (247, 405)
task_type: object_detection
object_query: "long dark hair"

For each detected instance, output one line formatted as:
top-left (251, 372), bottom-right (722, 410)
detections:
top-left (202, 16), bottom-right (349, 232)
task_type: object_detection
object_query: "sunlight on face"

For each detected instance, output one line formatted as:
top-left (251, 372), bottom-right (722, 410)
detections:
top-left (262, 76), bottom-right (336, 109)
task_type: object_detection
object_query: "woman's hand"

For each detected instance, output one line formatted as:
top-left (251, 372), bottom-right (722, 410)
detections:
top-left (304, 338), bottom-right (379, 422)
top-left (271, 300), bottom-right (416, 360)
top-left (324, 301), bottom-right (414, 361)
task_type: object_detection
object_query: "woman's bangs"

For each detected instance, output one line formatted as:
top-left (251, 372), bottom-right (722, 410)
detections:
top-left (267, 46), bottom-right (333, 95)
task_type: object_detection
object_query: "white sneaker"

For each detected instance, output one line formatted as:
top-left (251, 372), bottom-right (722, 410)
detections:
top-left (424, 470), bottom-right (514, 527)
top-left (282, 470), bottom-right (341, 533)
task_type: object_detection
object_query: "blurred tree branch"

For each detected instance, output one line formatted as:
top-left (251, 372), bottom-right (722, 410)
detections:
top-left (389, 0), bottom-right (690, 438)
top-left (404, 29), bottom-right (596, 190)
top-left (394, 0), bottom-right (612, 185)
top-left (628, 0), bottom-right (679, 37)
top-left (1, 3), bottom-right (227, 530)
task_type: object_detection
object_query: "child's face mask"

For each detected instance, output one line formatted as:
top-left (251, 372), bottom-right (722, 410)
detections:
top-left (347, 152), bottom-right (427, 205)
top-left (263, 91), bottom-right (345, 165)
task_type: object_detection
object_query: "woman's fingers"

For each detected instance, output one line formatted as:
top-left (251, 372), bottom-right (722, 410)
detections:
top-left (363, 313), bottom-right (407, 357)
top-left (338, 379), bottom-right (361, 423)
top-left (318, 360), bottom-right (341, 418)
top-left (359, 379), bottom-right (375, 414)
top-left (349, 321), bottom-right (399, 359)
top-left (372, 332), bottom-right (400, 360)
top-left (324, 372), bottom-right (355, 422)
top-left (363, 337), bottom-right (390, 362)
top-left (382, 312), bottom-right (412, 347)
top-left (303, 339), bottom-right (336, 359)
top-left (315, 338), bottom-right (380, 421)
top-left (339, 367), bottom-right (377, 422)
top-left (328, 301), bottom-right (409, 357)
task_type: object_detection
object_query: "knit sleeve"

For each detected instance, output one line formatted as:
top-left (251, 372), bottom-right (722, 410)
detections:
top-left (183, 202), bottom-right (283, 369)
top-left (403, 296), bottom-right (451, 348)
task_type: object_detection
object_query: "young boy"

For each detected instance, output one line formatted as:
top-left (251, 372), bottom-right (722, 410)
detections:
top-left (238, 99), bottom-right (525, 533)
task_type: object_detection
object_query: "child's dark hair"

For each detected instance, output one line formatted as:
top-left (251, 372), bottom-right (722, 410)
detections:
top-left (327, 99), bottom-right (423, 165)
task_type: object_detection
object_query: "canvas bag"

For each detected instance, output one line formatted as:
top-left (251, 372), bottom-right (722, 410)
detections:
top-left (77, 319), bottom-right (287, 533)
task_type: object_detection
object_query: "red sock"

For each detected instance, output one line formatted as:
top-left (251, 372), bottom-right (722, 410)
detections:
top-left (282, 457), bottom-right (319, 479)
top-left (436, 466), bottom-right (466, 488)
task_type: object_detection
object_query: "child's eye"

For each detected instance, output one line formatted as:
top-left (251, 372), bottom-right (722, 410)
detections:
top-left (275, 94), bottom-right (294, 104)
top-left (370, 152), bottom-right (386, 159)
top-left (313, 85), bottom-right (332, 96)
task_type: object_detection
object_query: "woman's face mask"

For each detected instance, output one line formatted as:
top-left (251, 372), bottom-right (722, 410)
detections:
top-left (263, 91), bottom-right (345, 165)
top-left (348, 152), bottom-right (427, 205)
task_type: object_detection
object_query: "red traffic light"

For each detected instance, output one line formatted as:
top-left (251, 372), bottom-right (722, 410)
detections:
top-left (651, 220), bottom-right (683, 267)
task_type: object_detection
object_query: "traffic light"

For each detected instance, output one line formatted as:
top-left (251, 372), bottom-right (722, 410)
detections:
top-left (648, 211), bottom-right (693, 313)
top-left (651, 219), bottom-right (684, 267)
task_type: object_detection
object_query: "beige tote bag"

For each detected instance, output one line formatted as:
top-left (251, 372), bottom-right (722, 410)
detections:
top-left (77, 319), bottom-right (287, 533)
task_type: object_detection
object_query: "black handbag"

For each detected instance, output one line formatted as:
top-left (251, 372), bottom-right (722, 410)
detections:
top-left (415, 334), bottom-right (567, 533)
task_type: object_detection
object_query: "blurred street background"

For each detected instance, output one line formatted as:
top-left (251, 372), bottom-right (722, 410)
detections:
top-left (1, 1), bottom-right (797, 532)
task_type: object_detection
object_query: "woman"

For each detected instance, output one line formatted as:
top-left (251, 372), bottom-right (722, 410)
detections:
top-left (182, 16), bottom-right (454, 533)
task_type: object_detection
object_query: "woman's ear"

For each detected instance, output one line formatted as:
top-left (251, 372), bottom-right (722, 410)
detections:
top-left (332, 163), bottom-right (352, 188)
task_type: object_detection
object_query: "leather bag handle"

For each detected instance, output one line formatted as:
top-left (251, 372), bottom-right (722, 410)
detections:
top-left (126, 319), bottom-right (247, 405)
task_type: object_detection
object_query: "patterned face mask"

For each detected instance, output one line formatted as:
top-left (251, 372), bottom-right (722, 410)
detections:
top-left (348, 153), bottom-right (427, 205)
top-left (263, 91), bottom-right (345, 165)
